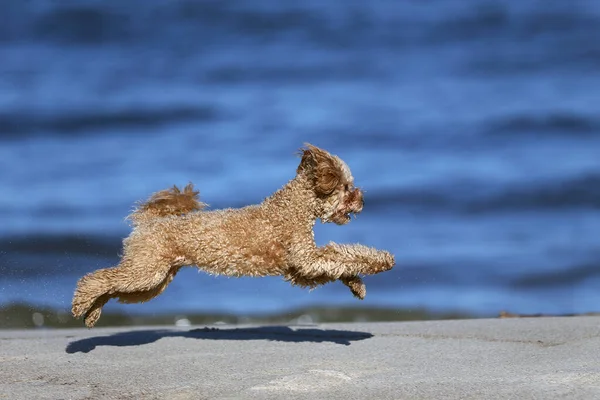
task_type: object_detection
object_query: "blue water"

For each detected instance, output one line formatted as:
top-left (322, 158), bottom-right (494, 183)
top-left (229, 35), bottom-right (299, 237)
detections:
top-left (1, 0), bottom-right (599, 318)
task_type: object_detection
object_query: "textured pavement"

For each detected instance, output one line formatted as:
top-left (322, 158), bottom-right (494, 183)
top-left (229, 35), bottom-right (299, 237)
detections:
top-left (1, 317), bottom-right (600, 399)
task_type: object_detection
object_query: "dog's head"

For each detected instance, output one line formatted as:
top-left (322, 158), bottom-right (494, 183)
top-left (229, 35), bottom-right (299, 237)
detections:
top-left (297, 143), bottom-right (364, 225)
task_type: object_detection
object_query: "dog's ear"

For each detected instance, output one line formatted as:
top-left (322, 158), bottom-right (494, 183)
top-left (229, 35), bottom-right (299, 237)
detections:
top-left (297, 143), bottom-right (342, 196)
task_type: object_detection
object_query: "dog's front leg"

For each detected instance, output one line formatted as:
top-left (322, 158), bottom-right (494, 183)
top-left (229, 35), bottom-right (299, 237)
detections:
top-left (287, 243), bottom-right (393, 299)
top-left (289, 243), bottom-right (394, 280)
top-left (320, 242), bottom-right (395, 276)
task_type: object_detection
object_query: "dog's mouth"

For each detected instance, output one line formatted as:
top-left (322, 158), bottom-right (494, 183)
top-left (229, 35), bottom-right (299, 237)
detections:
top-left (340, 212), bottom-right (352, 224)
top-left (331, 208), bottom-right (360, 225)
top-left (331, 213), bottom-right (350, 225)
top-left (330, 189), bottom-right (364, 225)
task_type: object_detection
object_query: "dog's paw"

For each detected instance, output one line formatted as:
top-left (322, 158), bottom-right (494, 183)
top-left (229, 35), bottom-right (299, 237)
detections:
top-left (342, 276), bottom-right (366, 300)
top-left (71, 305), bottom-right (84, 319)
top-left (84, 308), bottom-right (102, 328)
top-left (351, 282), bottom-right (367, 300)
top-left (381, 251), bottom-right (395, 271)
top-left (369, 250), bottom-right (395, 274)
top-left (72, 300), bottom-right (92, 319)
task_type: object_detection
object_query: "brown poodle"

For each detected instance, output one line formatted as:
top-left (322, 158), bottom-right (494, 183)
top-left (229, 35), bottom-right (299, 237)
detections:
top-left (72, 144), bottom-right (395, 327)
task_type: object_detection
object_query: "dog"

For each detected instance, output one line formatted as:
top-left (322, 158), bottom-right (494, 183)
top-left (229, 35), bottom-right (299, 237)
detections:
top-left (72, 144), bottom-right (395, 327)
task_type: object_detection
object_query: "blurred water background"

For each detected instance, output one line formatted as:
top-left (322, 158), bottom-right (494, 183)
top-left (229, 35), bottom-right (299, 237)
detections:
top-left (1, 0), bottom-right (600, 326)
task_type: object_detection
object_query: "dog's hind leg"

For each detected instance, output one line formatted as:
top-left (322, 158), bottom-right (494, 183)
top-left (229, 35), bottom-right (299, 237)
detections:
top-left (72, 266), bottom-right (117, 325)
top-left (79, 293), bottom-right (110, 328)
top-left (72, 258), bottom-right (176, 328)
top-left (115, 266), bottom-right (181, 304)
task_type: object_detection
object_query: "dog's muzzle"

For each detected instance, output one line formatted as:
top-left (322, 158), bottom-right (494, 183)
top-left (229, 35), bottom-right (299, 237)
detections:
top-left (348, 188), bottom-right (364, 214)
top-left (331, 188), bottom-right (364, 225)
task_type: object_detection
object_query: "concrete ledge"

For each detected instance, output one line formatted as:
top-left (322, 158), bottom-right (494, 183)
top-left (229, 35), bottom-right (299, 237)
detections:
top-left (1, 317), bottom-right (600, 399)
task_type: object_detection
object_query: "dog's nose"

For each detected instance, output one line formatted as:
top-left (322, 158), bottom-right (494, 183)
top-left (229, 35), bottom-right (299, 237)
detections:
top-left (353, 188), bottom-right (364, 212)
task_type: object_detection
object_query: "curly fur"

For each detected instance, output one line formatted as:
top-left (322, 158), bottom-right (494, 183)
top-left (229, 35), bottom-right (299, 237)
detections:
top-left (128, 183), bottom-right (206, 225)
top-left (72, 143), bottom-right (395, 327)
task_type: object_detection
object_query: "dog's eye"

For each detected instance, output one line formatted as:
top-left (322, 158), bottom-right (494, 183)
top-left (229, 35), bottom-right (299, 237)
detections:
top-left (344, 184), bottom-right (349, 191)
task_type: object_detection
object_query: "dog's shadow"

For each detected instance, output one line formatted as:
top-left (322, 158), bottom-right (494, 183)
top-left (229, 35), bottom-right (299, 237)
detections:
top-left (65, 326), bottom-right (373, 353)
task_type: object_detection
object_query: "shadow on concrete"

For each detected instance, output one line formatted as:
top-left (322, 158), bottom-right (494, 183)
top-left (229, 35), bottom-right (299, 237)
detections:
top-left (66, 326), bottom-right (374, 353)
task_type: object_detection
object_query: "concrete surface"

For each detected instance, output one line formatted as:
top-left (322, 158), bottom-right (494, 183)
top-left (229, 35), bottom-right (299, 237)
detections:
top-left (1, 317), bottom-right (599, 399)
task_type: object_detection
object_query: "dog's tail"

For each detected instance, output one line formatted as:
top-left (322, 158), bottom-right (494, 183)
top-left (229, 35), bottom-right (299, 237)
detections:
top-left (128, 183), bottom-right (206, 225)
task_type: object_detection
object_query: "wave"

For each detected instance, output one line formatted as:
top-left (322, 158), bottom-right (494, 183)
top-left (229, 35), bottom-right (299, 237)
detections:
top-left (367, 173), bottom-right (600, 213)
top-left (468, 173), bottom-right (600, 212)
top-left (2, 1), bottom-right (598, 49)
top-left (205, 64), bottom-right (371, 84)
top-left (0, 234), bottom-right (121, 256)
top-left (0, 105), bottom-right (218, 137)
top-left (0, 1), bottom-right (328, 46)
top-left (1, 1), bottom-right (599, 86)
top-left (0, 234), bottom-right (121, 278)
top-left (486, 112), bottom-right (600, 136)
top-left (429, 3), bottom-right (600, 42)
top-left (511, 262), bottom-right (600, 288)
